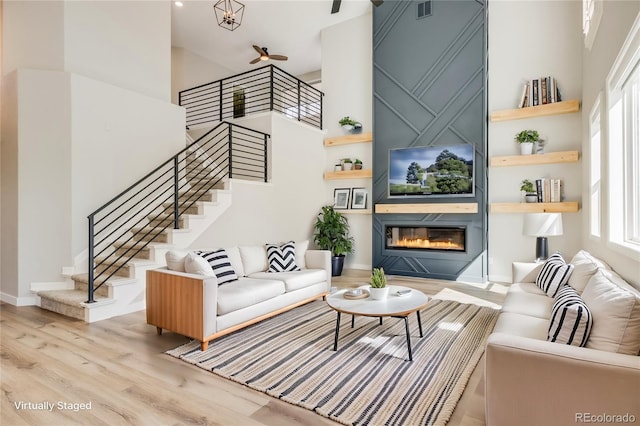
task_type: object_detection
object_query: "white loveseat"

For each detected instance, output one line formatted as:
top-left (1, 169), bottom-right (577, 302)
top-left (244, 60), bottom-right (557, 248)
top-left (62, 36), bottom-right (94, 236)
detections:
top-left (146, 241), bottom-right (331, 351)
top-left (485, 251), bottom-right (640, 426)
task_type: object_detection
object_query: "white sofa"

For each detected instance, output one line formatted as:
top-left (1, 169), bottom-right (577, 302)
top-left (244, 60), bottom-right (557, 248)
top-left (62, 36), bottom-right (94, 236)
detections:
top-left (486, 251), bottom-right (640, 426)
top-left (146, 241), bottom-right (331, 351)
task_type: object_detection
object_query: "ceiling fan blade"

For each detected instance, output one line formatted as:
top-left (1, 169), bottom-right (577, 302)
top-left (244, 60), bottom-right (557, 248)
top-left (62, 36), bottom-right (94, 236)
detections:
top-left (269, 55), bottom-right (288, 61)
top-left (250, 57), bottom-right (262, 64)
top-left (331, 0), bottom-right (341, 14)
top-left (253, 45), bottom-right (266, 55)
top-left (370, 0), bottom-right (383, 6)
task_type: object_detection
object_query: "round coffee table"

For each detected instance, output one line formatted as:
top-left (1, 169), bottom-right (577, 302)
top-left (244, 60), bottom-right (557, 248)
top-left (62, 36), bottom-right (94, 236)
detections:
top-left (326, 285), bottom-right (429, 361)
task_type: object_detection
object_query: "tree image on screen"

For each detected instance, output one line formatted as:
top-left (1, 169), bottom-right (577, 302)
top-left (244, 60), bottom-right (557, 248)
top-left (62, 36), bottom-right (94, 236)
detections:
top-left (390, 147), bottom-right (473, 196)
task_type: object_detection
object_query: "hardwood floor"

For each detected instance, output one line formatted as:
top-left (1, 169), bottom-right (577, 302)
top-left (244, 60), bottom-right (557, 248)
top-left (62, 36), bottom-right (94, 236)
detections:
top-left (1, 270), bottom-right (506, 425)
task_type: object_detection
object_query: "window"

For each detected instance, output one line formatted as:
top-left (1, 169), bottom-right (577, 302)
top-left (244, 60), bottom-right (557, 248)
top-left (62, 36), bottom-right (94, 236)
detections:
top-left (588, 95), bottom-right (601, 238)
top-left (606, 13), bottom-right (640, 258)
top-left (582, 0), bottom-right (603, 49)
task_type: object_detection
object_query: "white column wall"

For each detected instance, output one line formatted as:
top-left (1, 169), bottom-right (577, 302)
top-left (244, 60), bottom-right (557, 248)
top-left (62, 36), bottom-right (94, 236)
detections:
top-left (581, 1), bottom-right (640, 285)
top-left (487, 1), bottom-right (583, 282)
top-left (171, 47), bottom-right (234, 105)
top-left (321, 13), bottom-right (373, 270)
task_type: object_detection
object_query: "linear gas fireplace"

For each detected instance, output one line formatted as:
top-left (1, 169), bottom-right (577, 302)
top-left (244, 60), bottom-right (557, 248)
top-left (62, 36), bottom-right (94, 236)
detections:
top-left (385, 225), bottom-right (466, 252)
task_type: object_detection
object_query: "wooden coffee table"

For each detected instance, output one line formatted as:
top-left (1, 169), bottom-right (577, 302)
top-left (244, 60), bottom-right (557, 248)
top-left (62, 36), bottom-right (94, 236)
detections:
top-left (326, 285), bottom-right (429, 361)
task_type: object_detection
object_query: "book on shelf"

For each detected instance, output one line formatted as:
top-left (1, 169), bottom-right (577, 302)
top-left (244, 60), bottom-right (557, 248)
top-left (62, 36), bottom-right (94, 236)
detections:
top-left (535, 178), bottom-right (563, 203)
top-left (517, 76), bottom-right (563, 108)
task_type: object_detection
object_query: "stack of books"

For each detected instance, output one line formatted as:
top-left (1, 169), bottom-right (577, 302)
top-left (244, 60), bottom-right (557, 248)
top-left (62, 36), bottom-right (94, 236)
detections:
top-left (518, 77), bottom-right (563, 108)
top-left (535, 178), bottom-right (563, 202)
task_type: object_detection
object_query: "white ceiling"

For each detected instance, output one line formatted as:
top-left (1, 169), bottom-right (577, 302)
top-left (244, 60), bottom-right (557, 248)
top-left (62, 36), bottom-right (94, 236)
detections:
top-left (171, 0), bottom-right (372, 77)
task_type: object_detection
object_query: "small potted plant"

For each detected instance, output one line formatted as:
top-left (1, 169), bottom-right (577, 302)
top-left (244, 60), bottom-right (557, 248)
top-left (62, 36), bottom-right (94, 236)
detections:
top-left (339, 116), bottom-right (357, 133)
top-left (313, 205), bottom-right (355, 276)
top-left (369, 267), bottom-right (388, 300)
top-left (515, 130), bottom-right (539, 155)
top-left (342, 158), bottom-right (353, 171)
top-left (354, 159), bottom-right (363, 170)
top-left (520, 179), bottom-right (538, 203)
top-left (334, 163), bottom-right (342, 172)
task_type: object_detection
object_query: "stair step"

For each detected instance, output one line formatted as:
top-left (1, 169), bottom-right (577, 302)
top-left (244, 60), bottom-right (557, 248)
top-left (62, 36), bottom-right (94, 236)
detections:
top-left (94, 256), bottom-right (156, 278)
top-left (129, 227), bottom-right (170, 243)
top-left (159, 203), bottom-right (200, 215)
top-left (39, 289), bottom-right (111, 321)
top-left (186, 180), bottom-right (225, 192)
top-left (111, 241), bottom-right (170, 259)
top-left (146, 216), bottom-right (186, 230)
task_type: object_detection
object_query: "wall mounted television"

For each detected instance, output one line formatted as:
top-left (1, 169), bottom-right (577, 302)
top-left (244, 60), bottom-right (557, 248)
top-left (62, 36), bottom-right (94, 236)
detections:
top-left (388, 144), bottom-right (474, 198)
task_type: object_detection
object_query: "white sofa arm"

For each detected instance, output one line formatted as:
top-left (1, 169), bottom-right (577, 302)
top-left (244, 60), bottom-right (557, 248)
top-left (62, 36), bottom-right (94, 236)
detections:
top-left (146, 268), bottom-right (219, 350)
top-left (305, 249), bottom-right (332, 289)
top-left (512, 261), bottom-right (542, 283)
top-left (485, 332), bottom-right (640, 426)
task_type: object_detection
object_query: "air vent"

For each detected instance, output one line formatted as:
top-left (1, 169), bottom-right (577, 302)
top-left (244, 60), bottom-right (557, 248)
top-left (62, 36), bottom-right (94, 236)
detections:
top-left (417, 1), bottom-right (432, 19)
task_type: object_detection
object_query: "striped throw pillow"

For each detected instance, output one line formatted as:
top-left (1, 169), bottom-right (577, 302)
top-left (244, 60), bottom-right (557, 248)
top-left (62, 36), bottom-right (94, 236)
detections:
top-left (196, 249), bottom-right (238, 285)
top-left (548, 285), bottom-right (592, 347)
top-left (265, 241), bottom-right (300, 273)
top-left (536, 253), bottom-right (574, 297)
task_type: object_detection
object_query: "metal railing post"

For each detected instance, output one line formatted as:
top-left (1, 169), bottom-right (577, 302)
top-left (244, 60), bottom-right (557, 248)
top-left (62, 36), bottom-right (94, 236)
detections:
top-left (228, 125), bottom-right (233, 179)
top-left (87, 216), bottom-right (95, 303)
top-left (269, 66), bottom-right (274, 112)
top-left (297, 80), bottom-right (301, 122)
top-left (264, 134), bottom-right (268, 182)
top-left (173, 157), bottom-right (179, 229)
top-left (320, 93), bottom-right (324, 130)
top-left (219, 80), bottom-right (223, 122)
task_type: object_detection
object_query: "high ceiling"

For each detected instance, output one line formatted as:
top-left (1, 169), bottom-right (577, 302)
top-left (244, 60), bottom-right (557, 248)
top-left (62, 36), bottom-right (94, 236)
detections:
top-left (171, 0), bottom-right (372, 77)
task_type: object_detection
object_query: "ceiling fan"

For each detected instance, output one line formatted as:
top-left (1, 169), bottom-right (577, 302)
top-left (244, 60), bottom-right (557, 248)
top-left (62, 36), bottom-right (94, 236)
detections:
top-left (250, 45), bottom-right (288, 64)
top-left (331, 0), bottom-right (383, 14)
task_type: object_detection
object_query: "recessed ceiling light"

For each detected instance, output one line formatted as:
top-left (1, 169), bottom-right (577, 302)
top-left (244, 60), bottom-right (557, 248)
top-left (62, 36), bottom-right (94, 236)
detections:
top-left (175, 1), bottom-right (184, 7)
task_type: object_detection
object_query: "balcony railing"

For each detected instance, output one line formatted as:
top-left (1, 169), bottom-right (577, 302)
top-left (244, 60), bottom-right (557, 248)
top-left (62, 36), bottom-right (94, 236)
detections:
top-left (86, 122), bottom-right (270, 303)
top-left (178, 64), bottom-right (323, 130)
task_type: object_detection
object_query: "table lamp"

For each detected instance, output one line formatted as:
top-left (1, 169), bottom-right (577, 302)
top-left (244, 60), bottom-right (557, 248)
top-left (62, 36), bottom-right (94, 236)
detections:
top-left (523, 213), bottom-right (563, 262)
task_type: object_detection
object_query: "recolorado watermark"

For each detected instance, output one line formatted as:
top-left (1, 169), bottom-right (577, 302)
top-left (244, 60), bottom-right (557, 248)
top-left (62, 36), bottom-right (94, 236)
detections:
top-left (14, 400), bottom-right (92, 412)
top-left (576, 413), bottom-right (636, 423)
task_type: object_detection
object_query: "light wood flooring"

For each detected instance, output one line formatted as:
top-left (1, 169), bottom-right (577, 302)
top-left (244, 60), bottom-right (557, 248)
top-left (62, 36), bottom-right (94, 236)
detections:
top-left (1, 270), bottom-right (507, 426)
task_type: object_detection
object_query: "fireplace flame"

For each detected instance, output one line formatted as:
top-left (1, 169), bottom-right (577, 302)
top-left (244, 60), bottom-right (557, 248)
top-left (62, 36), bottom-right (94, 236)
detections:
top-left (390, 237), bottom-right (463, 250)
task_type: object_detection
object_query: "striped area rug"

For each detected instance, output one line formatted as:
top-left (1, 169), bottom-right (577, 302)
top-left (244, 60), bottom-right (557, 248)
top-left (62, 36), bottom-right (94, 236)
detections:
top-left (166, 299), bottom-right (499, 426)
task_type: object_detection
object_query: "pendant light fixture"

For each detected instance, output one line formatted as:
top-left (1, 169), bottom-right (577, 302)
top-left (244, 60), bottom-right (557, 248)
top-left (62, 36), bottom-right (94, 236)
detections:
top-left (214, 0), bottom-right (245, 31)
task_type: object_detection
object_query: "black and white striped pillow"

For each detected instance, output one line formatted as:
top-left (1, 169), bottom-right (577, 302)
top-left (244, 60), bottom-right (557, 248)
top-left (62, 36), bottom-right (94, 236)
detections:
top-left (265, 242), bottom-right (300, 273)
top-left (536, 252), bottom-right (574, 297)
top-left (196, 249), bottom-right (238, 285)
top-left (548, 285), bottom-right (592, 347)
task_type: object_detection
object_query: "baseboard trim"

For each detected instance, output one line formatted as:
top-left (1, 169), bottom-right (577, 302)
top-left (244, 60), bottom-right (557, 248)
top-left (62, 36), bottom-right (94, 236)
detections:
top-left (1, 292), bottom-right (39, 306)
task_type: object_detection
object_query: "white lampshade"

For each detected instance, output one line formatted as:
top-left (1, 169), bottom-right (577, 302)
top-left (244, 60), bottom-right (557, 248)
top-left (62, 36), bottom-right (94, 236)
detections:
top-left (523, 213), bottom-right (563, 237)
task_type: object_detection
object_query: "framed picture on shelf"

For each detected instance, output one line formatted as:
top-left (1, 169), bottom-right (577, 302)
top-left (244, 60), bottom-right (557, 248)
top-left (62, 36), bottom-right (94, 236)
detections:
top-left (351, 188), bottom-right (368, 209)
top-left (333, 188), bottom-right (350, 209)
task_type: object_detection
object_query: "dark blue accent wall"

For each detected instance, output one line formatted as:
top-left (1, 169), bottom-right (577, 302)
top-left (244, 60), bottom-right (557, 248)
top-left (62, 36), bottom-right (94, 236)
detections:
top-left (372, 0), bottom-right (488, 282)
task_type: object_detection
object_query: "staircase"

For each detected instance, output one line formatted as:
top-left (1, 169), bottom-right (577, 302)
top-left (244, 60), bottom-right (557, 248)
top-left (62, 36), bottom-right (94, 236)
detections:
top-left (38, 122), bottom-right (268, 322)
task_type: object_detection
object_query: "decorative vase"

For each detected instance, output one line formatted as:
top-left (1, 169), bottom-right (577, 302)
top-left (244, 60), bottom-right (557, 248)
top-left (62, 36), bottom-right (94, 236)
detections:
top-left (520, 142), bottom-right (534, 155)
top-left (331, 255), bottom-right (345, 277)
top-left (369, 287), bottom-right (389, 300)
top-left (334, 164), bottom-right (342, 172)
top-left (343, 162), bottom-right (353, 171)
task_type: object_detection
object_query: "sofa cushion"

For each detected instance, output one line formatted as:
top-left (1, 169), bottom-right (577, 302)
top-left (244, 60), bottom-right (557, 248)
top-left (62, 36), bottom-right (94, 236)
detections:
top-left (568, 250), bottom-right (611, 293)
top-left (492, 312), bottom-right (548, 340)
top-left (548, 285), bottom-right (592, 347)
top-left (501, 291), bottom-right (553, 319)
top-left (196, 249), bottom-right (238, 285)
top-left (249, 269), bottom-right (326, 292)
top-left (239, 245), bottom-right (268, 275)
top-left (266, 241), bottom-right (300, 272)
top-left (184, 252), bottom-right (215, 276)
top-left (507, 282), bottom-right (547, 296)
top-left (536, 253), bottom-right (574, 297)
top-left (224, 246), bottom-right (245, 277)
top-left (165, 250), bottom-right (189, 272)
top-left (216, 278), bottom-right (286, 315)
top-left (582, 269), bottom-right (640, 355)
top-left (295, 240), bottom-right (309, 269)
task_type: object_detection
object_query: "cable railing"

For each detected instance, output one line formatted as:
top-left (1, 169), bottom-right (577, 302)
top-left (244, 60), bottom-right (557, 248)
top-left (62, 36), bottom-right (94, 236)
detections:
top-left (86, 122), bottom-right (270, 303)
top-left (179, 64), bottom-right (324, 130)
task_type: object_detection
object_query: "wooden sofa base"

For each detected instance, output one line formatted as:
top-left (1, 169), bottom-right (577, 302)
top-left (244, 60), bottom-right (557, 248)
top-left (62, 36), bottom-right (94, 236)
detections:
top-left (157, 293), bottom-right (328, 352)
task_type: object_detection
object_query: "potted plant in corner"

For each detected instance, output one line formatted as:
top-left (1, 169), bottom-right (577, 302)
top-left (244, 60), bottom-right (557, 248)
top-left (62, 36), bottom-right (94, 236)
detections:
top-left (313, 205), bottom-right (354, 276)
top-left (369, 267), bottom-right (388, 300)
top-left (520, 179), bottom-right (538, 203)
top-left (515, 130), bottom-right (539, 155)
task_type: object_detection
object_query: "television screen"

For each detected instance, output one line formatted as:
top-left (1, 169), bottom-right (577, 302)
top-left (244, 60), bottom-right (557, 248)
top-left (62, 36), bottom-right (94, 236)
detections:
top-left (389, 145), bottom-right (474, 197)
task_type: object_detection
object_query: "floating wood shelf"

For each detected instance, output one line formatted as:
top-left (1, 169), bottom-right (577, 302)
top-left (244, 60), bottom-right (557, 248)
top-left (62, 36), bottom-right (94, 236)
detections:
top-left (375, 203), bottom-right (478, 214)
top-left (324, 169), bottom-right (372, 180)
top-left (324, 132), bottom-right (373, 147)
top-left (490, 150), bottom-right (580, 167)
top-left (490, 99), bottom-right (580, 122)
top-left (489, 201), bottom-right (579, 213)
top-left (341, 209), bottom-right (372, 215)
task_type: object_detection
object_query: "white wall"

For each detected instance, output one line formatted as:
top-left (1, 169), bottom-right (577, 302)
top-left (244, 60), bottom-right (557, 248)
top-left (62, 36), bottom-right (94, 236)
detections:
top-left (190, 114), bottom-right (326, 248)
top-left (487, 1), bottom-right (583, 282)
top-left (171, 47), bottom-right (235, 105)
top-left (321, 13), bottom-right (373, 270)
top-left (581, 1), bottom-right (640, 285)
